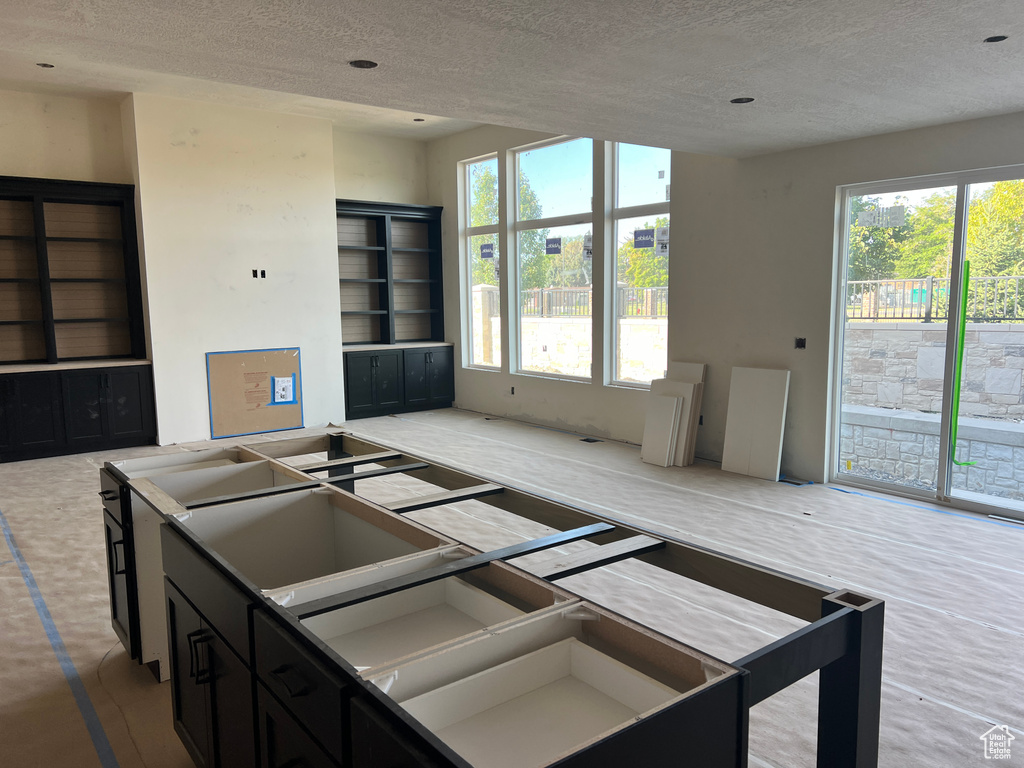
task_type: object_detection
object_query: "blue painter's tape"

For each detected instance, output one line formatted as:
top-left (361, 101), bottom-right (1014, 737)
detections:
top-left (0, 508), bottom-right (121, 768)
top-left (828, 487), bottom-right (1024, 530)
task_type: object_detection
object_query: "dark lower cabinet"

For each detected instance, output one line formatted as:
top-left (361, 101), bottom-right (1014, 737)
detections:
top-left (0, 364), bottom-right (155, 461)
top-left (12, 372), bottom-right (65, 455)
top-left (343, 345), bottom-right (452, 420)
top-left (350, 696), bottom-right (443, 768)
top-left (100, 469), bottom-right (141, 661)
top-left (403, 347), bottom-right (454, 409)
top-left (258, 685), bottom-right (340, 768)
top-left (166, 579), bottom-right (255, 768)
top-left (164, 520), bottom-right (256, 768)
top-left (344, 350), bottom-right (403, 418)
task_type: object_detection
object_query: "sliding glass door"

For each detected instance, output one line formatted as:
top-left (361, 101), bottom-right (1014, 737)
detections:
top-left (948, 178), bottom-right (1024, 512)
top-left (835, 168), bottom-right (1024, 517)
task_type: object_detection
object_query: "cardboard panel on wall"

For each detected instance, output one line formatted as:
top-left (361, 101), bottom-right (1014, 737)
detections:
top-left (206, 347), bottom-right (303, 438)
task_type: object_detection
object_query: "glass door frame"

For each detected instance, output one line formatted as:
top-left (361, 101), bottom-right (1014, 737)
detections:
top-left (830, 163), bottom-right (1024, 521)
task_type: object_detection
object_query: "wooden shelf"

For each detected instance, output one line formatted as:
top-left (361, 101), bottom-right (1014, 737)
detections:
top-left (0, 277), bottom-right (39, 283)
top-left (54, 317), bottom-right (130, 324)
top-left (51, 277), bottom-right (127, 284)
top-left (0, 235), bottom-right (35, 242)
top-left (0, 319), bottom-right (43, 326)
top-left (46, 236), bottom-right (123, 244)
top-left (336, 200), bottom-right (444, 347)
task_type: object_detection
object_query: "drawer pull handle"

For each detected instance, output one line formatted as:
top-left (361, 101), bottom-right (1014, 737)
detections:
top-left (270, 664), bottom-right (313, 698)
top-left (187, 630), bottom-right (211, 685)
top-left (112, 540), bottom-right (127, 576)
top-left (99, 489), bottom-right (119, 501)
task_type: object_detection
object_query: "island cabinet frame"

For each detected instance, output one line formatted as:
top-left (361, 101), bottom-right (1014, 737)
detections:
top-left (111, 431), bottom-right (884, 768)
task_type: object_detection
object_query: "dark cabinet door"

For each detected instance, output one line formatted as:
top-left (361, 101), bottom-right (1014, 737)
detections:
top-left (403, 349), bottom-right (430, 408)
top-left (107, 367), bottom-right (155, 440)
top-left (344, 352), bottom-right (377, 417)
top-left (0, 377), bottom-right (14, 454)
top-left (208, 630), bottom-right (256, 768)
top-left (167, 581), bottom-right (213, 768)
top-left (404, 347), bottom-right (453, 409)
top-left (375, 350), bottom-right (404, 410)
top-left (15, 372), bottom-right (64, 451)
top-left (64, 370), bottom-right (107, 445)
top-left (426, 347), bottom-right (454, 406)
top-left (258, 685), bottom-right (339, 768)
top-left (167, 580), bottom-right (255, 768)
top-left (103, 509), bottom-right (135, 658)
top-left (64, 366), bottom-right (156, 447)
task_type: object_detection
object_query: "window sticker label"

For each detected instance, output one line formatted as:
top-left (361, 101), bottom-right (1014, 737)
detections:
top-left (857, 205), bottom-right (906, 227)
top-left (480, 243), bottom-right (494, 259)
top-left (546, 237), bottom-right (562, 255)
top-left (634, 229), bottom-right (655, 249)
top-left (656, 226), bottom-right (670, 255)
top-left (583, 234), bottom-right (593, 259)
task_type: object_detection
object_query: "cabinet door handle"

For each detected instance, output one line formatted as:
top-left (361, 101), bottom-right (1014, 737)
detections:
top-left (269, 664), bottom-right (313, 698)
top-left (187, 630), bottom-right (212, 685)
top-left (99, 489), bottom-right (119, 501)
top-left (427, 352), bottom-right (433, 364)
top-left (112, 540), bottom-right (126, 575)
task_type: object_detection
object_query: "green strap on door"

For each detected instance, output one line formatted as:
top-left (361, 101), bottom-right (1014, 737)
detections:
top-left (950, 260), bottom-right (976, 467)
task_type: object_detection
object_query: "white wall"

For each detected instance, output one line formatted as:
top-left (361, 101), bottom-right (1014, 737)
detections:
top-left (333, 128), bottom-right (430, 204)
top-left (0, 88), bottom-right (129, 183)
top-left (126, 94), bottom-right (343, 444)
top-left (673, 110), bottom-right (1024, 482)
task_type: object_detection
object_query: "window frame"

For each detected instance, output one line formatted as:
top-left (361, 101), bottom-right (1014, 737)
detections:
top-left (462, 154), bottom-right (501, 370)
top-left (512, 137), bottom-right (595, 381)
top-left (609, 142), bottom-right (672, 387)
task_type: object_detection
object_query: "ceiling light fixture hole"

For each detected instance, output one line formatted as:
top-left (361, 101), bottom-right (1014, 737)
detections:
top-left (983, 35), bottom-right (1008, 43)
top-left (349, 59), bottom-right (378, 69)
top-left (730, 97), bottom-right (754, 104)
top-left (36, 62), bottom-right (55, 68)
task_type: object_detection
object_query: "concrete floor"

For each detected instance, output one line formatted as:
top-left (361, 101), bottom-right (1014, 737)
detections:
top-left (1, 408), bottom-right (1021, 767)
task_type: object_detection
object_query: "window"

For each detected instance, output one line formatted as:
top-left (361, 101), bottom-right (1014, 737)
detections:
top-left (459, 138), bottom-right (673, 387)
top-left (465, 156), bottom-right (500, 367)
top-left (514, 138), bottom-right (593, 378)
top-left (612, 143), bottom-right (671, 384)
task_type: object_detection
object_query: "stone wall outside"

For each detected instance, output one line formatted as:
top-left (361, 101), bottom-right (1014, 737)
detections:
top-left (842, 322), bottom-right (1024, 419)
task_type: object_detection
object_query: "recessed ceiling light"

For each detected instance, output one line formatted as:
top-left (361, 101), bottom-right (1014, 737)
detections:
top-left (413, 118), bottom-right (425, 122)
top-left (36, 62), bottom-right (54, 68)
top-left (984, 35), bottom-right (1008, 43)
top-left (349, 60), bottom-right (378, 69)
top-left (730, 97), bottom-right (754, 104)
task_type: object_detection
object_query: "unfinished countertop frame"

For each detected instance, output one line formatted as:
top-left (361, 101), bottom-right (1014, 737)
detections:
top-left (117, 430), bottom-right (884, 768)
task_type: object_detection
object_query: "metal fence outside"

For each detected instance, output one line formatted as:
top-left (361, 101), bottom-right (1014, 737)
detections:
top-left (506, 286), bottom-right (668, 318)
top-left (847, 275), bottom-right (1024, 322)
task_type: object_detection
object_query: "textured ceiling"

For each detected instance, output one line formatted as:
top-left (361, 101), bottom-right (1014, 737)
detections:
top-left (1, 0), bottom-right (1022, 155)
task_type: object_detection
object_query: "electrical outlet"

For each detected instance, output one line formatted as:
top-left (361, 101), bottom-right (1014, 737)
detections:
top-left (511, 386), bottom-right (515, 395)
top-left (795, 337), bottom-right (806, 349)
